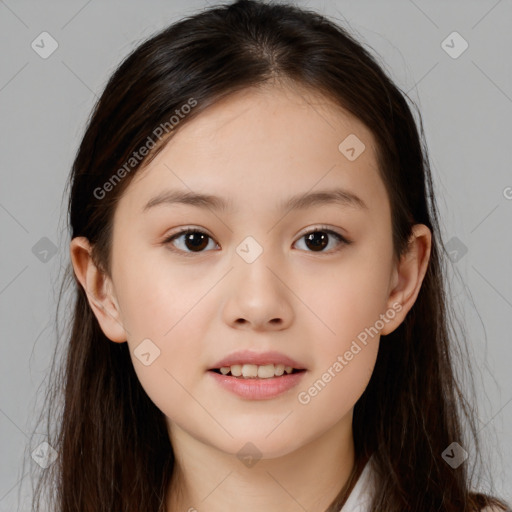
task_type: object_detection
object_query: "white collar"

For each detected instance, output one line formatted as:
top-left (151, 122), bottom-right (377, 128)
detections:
top-left (339, 456), bottom-right (376, 512)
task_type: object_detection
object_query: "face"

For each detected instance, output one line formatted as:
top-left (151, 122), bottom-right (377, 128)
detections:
top-left (80, 84), bottom-right (410, 459)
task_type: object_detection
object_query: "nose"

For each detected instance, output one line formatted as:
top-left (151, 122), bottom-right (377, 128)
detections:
top-left (221, 250), bottom-right (295, 332)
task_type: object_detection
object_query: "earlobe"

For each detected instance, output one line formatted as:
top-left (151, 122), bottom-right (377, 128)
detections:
top-left (381, 224), bottom-right (432, 336)
top-left (69, 236), bottom-right (127, 343)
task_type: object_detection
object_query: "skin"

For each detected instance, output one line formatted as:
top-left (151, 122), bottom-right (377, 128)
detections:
top-left (70, 82), bottom-right (431, 512)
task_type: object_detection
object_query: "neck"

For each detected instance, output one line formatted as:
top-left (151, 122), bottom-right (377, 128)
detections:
top-left (165, 416), bottom-right (355, 512)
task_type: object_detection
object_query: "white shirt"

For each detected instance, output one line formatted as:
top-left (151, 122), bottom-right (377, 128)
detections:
top-left (338, 458), bottom-right (509, 512)
top-left (339, 456), bottom-right (375, 512)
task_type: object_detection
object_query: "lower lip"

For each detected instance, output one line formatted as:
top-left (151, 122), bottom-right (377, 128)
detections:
top-left (207, 370), bottom-right (306, 400)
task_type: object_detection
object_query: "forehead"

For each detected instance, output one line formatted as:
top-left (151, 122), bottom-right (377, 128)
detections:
top-left (142, 84), bottom-right (375, 167)
top-left (119, 83), bottom-right (388, 221)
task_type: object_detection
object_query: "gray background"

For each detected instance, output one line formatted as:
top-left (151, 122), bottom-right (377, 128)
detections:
top-left (1, 0), bottom-right (511, 509)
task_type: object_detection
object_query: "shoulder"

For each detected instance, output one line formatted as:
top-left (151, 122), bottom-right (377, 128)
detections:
top-left (479, 505), bottom-right (511, 512)
top-left (470, 492), bottom-right (511, 512)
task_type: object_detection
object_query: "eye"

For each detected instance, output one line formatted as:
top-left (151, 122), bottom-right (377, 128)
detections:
top-left (162, 225), bottom-right (351, 256)
top-left (163, 228), bottom-right (219, 255)
top-left (294, 226), bottom-right (351, 253)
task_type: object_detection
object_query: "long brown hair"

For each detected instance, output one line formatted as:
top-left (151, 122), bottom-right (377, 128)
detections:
top-left (28, 0), bottom-right (509, 510)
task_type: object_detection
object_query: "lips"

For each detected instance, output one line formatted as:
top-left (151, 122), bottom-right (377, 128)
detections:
top-left (208, 349), bottom-right (306, 371)
top-left (208, 368), bottom-right (306, 399)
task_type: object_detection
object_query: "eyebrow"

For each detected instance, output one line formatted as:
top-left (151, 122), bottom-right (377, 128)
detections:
top-left (142, 187), bottom-right (368, 213)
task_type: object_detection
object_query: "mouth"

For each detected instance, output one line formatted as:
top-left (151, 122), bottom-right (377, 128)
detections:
top-left (207, 364), bottom-right (307, 400)
top-left (208, 363), bottom-right (306, 379)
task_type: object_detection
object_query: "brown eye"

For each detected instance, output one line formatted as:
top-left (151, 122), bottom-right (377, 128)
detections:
top-left (163, 226), bottom-right (350, 257)
top-left (164, 229), bottom-right (218, 254)
top-left (182, 232), bottom-right (210, 251)
top-left (304, 231), bottom-right (329, 252)
top-left (295, 228), bottom-right (350, 253)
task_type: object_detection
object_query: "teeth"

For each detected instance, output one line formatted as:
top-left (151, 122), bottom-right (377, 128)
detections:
top-left (218, 363), bottom-right (297, 378)
top-left (242, 364), bottom-right (258, 378)
top-left (230, 364), bottom-right (242, 377)
top-left (257, 364), bottom-right (275, 378)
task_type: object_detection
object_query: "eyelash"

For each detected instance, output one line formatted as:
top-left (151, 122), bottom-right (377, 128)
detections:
top-left (162, 225), bottom-right (352, 257)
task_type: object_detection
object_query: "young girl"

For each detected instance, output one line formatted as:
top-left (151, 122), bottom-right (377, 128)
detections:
top-left (31, 0), bottom-right (510, 510)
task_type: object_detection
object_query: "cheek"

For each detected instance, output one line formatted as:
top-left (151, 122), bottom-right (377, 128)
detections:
top-left (295, 247), bottom-right (390, 406)
top-left (121, 288), bottom-right (211, 425)
top-left (304, 253), bottom-right (392, 350)
top-left (114, 242), bottom-right (212, 338)
top-left (296, 266), bottom-right (384, 417)
top-left (294, 342), bottom-right (378, 445)
top-left (112, 252), bottom-right (215, 407)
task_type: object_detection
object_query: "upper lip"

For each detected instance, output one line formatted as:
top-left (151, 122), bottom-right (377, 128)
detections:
top-left (209, 350), bottom-right (306, 370)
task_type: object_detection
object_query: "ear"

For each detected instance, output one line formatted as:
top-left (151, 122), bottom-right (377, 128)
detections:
top-left (380, 224), bottom-right (432, 336)
top-left (69, 236), bottom-right (127, 343)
